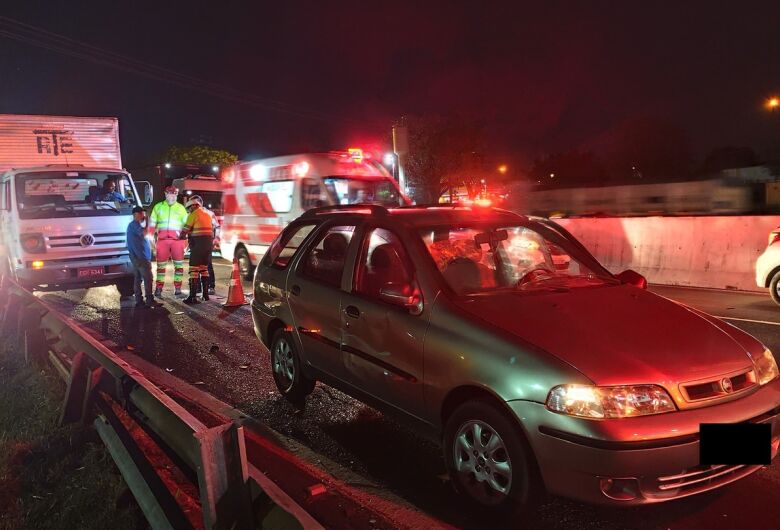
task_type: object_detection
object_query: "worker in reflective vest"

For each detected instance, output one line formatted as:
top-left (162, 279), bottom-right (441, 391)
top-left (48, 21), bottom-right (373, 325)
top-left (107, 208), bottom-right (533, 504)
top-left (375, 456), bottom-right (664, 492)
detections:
top-left (180, 195), bottom-right (214, 304)
top-left (147, 186), bottom-right (189, 297)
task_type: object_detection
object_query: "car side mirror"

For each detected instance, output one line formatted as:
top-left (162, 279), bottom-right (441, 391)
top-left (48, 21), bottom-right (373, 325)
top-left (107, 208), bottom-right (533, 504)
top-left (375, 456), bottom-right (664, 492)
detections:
top-left (616, 269), bottom-right (647, 289)
top-left (379, 282), bottom-right (423, 315)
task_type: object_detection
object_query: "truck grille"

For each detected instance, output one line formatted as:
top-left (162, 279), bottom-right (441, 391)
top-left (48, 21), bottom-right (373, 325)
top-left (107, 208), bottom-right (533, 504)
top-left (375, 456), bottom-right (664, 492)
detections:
top-left (45, 232), bottom-right (125, 249)
top-left (680, 369), bottom-right (756, 402)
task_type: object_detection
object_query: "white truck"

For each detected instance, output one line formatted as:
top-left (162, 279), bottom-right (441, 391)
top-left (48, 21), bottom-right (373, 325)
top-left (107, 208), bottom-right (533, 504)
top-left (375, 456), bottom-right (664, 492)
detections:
top-left (0, 114), bottom-right (152, 294)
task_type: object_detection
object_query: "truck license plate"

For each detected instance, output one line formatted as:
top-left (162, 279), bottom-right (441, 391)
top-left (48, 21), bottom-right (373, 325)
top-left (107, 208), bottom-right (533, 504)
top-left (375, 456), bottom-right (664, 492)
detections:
top-left (77, 267), bottom-right (104, 278)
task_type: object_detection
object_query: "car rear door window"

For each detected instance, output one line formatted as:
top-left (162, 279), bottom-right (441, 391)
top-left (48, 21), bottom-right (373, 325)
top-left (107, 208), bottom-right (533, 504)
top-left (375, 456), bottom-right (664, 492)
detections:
top-left (300, 225), bottom-right (356, 287)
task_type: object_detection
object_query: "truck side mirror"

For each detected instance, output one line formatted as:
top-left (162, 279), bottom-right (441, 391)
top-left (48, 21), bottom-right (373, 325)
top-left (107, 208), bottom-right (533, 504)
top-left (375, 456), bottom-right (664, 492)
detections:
top-left (136, 181), bottom-right (153, 206)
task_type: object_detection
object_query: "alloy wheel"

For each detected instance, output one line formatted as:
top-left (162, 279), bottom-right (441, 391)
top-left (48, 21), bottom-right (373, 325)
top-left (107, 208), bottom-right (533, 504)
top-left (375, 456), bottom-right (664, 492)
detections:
top-left (453, 420), bottom-right (513, 505)
top-left (272, 338), bottom-right (295, 390)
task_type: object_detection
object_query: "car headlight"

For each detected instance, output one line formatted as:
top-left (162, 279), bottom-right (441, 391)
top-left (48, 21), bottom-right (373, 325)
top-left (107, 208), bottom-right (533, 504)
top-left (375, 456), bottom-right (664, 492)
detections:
top-left (546, 384), bottom-right (676, 419)
top-left (754, 348), bottom-right (779, 386)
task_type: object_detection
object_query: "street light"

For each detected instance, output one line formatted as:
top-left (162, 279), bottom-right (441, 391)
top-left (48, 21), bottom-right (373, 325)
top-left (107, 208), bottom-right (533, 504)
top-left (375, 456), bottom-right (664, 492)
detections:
top-left (498, 164), bottom-right (508, 174)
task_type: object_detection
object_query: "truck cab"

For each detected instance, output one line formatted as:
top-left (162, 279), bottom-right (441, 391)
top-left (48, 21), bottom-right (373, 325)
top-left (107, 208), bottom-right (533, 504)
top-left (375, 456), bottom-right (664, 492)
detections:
top-left (0, 165), bottom-right (151, 293)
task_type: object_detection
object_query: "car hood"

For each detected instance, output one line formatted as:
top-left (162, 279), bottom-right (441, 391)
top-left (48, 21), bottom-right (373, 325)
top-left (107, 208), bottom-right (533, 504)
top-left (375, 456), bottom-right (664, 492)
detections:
top-left (452, 284), bottom-right (757, 386)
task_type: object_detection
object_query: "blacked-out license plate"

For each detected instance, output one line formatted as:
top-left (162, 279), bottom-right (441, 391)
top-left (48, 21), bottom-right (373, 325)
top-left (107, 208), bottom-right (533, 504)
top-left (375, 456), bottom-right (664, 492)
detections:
top-left (699, 423), bottom-right (771, 465)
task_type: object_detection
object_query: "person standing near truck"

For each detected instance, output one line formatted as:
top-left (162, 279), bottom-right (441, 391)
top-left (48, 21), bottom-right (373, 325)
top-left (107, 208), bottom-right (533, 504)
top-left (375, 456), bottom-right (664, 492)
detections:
top-left (126, 207), bottom-right (161, 308)
top-left (148, 186), bottom-right (188, 297)
top-left (180, 195), bottom-right (214, 304)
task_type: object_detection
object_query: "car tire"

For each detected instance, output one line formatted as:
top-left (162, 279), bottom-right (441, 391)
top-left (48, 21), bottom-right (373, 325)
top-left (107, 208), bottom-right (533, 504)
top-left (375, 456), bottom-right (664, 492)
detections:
top-left (235, 246), bottom-right (254, 281)
top-left (770, 270), bottom-right (780, 306)
top-left (270, 328), bottom-right (315, 408)
top-left (443, 400), bottom-right (543, 518)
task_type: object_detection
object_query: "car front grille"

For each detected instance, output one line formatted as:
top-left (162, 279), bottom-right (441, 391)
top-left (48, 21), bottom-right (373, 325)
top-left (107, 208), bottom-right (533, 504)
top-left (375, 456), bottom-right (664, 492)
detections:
top-left (657, 464), bottom-right (751, 491)
top-left (680, 369), bottom-right (756, 402)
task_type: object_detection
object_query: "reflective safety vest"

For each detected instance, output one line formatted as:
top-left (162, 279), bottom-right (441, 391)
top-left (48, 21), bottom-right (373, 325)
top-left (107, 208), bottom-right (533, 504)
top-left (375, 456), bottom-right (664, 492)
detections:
top-left (149, 201), bottom-right (188, 239)
top-left (182, 207), bottom-right (214, 238)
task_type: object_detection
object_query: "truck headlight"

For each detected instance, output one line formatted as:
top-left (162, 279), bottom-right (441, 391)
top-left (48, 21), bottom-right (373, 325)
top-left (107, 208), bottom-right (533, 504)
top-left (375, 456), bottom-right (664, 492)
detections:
top-left (546, 384), bottom-right (676, 419)
top-left (20, 233), bottom-right (45, 253)
top-left (755, 348), bottom-right (779, 386)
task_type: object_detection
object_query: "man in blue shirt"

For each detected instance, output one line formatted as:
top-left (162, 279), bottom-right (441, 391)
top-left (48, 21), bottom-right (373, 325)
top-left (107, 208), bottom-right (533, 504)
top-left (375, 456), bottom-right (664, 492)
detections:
top-left (101, 177), bottom-right (128, 203)
top-left (127, 206), bottom-right (161, 308)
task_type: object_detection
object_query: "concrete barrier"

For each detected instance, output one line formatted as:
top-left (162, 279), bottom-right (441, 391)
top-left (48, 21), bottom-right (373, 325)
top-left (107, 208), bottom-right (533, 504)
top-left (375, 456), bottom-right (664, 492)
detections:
top-left (556, 216), bottom-right (780, 292)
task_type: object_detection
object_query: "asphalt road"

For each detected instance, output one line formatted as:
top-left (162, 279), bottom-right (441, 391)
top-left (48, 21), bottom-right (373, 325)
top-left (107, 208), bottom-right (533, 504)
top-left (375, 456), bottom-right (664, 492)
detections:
top-left (33, 263), bottom-right (780, 530)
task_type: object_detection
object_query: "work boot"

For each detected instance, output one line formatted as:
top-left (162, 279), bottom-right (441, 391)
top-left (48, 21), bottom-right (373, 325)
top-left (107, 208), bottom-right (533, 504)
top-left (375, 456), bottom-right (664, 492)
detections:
top-left (201, 277), bottom-right (210, 301)
top-left (183, 279), bottom-right (200, 304)
top-left (154, 287), bottom-right (162, 298)
top-left (174, 287), bottom-right (184, 297)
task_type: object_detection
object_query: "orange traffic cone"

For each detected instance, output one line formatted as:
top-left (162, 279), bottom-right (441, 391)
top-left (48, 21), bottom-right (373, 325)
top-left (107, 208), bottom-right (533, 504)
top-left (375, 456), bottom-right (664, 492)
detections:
top-left (223, 256), bottom-right (248, 307)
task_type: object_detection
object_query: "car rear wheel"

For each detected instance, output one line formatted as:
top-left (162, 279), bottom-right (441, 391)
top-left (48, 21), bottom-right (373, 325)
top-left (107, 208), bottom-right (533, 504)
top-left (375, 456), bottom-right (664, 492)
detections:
top-left (770, 271), bottom-right (780, 305)
top-left (235, 246), bottom-right (254, 281)
top-left (270, 329), bottom-right (315, 407)
top-left (444, 401), bottom-right (543, 517)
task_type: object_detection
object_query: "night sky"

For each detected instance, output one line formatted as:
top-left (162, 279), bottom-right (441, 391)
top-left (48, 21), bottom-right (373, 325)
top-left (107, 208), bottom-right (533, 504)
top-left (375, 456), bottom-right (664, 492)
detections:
top-left (2, 1), bottom-right (780, 170)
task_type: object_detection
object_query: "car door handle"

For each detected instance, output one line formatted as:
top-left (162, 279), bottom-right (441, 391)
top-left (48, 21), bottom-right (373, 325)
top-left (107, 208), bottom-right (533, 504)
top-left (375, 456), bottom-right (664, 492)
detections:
top-left (344, 305), bottom-right (360, 319)
top-left (290, 284), bottom-right (301, 296)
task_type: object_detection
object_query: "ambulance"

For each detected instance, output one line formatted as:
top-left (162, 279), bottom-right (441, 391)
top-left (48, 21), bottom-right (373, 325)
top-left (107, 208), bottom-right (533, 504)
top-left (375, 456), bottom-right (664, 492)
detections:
top-left (220, 149), bottom-right (408, 279)
top-left (0, 114), bottom-right (152, 293)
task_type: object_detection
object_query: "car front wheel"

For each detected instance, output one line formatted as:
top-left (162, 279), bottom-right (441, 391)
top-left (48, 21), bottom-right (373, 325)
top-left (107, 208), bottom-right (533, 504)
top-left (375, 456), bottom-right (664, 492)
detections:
top-left (770, 270), bottom-right (780, 305)
top-left (270, 329), bottom-right (315, 407)
top-left (443, 400), bottom-right (543, 517)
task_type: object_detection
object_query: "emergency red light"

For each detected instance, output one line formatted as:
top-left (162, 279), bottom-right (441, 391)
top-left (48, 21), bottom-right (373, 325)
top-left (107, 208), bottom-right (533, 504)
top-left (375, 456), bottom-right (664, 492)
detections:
top-left (347, 148), bottom-right (363, 163)
top-left (294, 161), bottom-right (310, 177)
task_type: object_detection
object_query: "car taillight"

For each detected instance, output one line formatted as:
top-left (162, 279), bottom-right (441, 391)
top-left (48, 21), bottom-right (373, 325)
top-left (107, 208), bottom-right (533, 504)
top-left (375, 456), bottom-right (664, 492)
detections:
top-left (20, 233), bottom-right (45, 253)
top-left (770, 232), bottom-right (780, 246)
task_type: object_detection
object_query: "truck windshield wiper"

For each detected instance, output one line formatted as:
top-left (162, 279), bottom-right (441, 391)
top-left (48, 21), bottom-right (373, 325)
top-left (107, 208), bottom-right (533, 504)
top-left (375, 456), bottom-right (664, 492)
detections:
top-left (93, 202), bottom-right (120, 212)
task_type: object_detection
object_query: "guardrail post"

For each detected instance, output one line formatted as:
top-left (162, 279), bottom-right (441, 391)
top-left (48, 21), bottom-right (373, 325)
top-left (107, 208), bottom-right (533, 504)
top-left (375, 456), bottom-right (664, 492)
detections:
top-left (60, 352), bottom-right (91, 425)
top-left (195, 424), bottom-right (254, 530)
top-left (0, 291), bottom-right (22, 337)
top-left (20, 304), bottom-right (49, 365)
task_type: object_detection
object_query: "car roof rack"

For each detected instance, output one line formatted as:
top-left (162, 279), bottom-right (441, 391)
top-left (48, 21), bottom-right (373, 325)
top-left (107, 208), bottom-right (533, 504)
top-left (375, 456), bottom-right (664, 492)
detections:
top-left (302, 204), bottom-right (388, 218)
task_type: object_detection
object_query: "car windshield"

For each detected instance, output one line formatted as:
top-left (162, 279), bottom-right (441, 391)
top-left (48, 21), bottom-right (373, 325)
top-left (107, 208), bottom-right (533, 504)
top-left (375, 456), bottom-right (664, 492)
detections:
top-left (15, 171), bottom-right (137, 219)
top-left (419, 223), bottom-right (618, 295)
top-left (323, 176), bottom-right (403, 206)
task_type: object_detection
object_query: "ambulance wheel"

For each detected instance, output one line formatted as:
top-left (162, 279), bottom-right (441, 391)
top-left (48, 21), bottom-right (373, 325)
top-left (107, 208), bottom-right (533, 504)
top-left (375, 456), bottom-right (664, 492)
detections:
top-left (236, 247), bottom-right (254, 281)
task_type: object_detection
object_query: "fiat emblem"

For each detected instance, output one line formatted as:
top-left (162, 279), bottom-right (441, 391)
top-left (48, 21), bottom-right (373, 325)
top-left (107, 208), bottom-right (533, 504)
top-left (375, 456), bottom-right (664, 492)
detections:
top-left (80, 234), bottom-right (95, 247)
top-left (720, 377), bottom-right (733, 393)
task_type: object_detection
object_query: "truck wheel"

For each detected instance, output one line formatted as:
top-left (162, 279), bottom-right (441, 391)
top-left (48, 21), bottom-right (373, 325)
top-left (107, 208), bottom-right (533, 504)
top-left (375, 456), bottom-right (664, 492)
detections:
top-left (270, 328), bottom-right (315, 409)
top-left (770, 271), bottom-right (780, 305)
top-left (235, 247), bottom-right (254, 281)
top-left (443, 400), bottom-right (543, 519)
top-left (117, 278), bottom-right (135, 298)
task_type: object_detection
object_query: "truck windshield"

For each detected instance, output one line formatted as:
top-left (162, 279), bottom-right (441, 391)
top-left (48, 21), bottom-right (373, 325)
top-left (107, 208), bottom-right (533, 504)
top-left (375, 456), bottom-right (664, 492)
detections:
top-left (15, 171), bottom-right (138, 219)
top-left (323, 177), bottom-right (403, 206)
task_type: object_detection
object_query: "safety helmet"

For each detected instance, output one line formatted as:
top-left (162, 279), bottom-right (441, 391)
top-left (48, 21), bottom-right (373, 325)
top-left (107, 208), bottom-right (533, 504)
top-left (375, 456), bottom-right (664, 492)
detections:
top-left (164, 185), bottom-right (179, 195)
top-left (185, 195), bottom-right (203, 209)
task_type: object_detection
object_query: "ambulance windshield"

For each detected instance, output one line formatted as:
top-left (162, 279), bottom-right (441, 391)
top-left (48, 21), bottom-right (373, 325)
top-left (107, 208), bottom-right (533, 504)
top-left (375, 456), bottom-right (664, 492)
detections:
top-left (322, 177), bottom-right (403, 206)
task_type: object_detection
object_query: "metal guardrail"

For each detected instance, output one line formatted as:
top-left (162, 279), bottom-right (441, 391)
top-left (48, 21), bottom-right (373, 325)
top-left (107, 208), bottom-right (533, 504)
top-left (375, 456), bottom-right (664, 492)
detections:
top-left (0, 275), bottom-right (319, 530)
